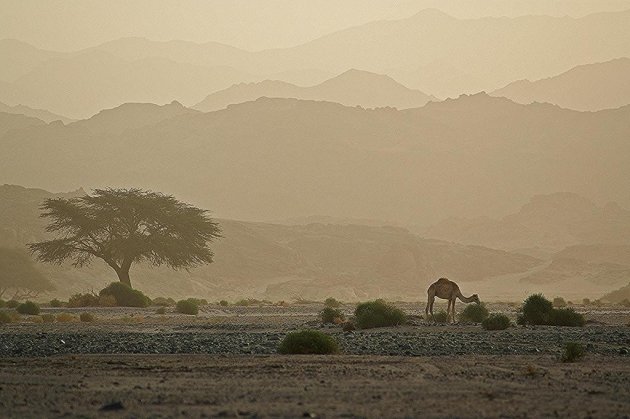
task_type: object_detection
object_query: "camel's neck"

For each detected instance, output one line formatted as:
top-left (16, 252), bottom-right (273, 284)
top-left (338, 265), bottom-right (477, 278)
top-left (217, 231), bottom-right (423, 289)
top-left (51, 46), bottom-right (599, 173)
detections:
top-left (457, 293), bottom-right (476, 303)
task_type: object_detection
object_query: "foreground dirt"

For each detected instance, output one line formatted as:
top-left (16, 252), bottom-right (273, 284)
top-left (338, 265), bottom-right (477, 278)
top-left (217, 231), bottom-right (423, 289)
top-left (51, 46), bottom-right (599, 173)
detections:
top-left (1, 354), bottom-right (629, 418)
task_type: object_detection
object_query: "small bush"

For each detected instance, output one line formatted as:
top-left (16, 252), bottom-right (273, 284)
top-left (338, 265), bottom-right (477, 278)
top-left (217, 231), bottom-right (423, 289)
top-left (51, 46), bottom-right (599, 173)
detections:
top-left (16, 301), bottom-right (40, 315)
top-left (548, 308), bottom-right (585, 327)
top-left (80, 312), bottom-right (96, 322)
top-left (320, 307), bottom-right (345, 324)
top-left (354, 300), bottom-right (406, 329)
top-left (156, 307), bottom-right (166, 315)
top-left (152, 297), bottom-right (176, 306)
top-left (561, 342), bottom-right (585, 363)
top-left (41, 314), bottom-right (55, 323)
top-left (56, 313), bottom-right (76, 322)
top-left (98, 295), bottom-right (117, 307)
top-left (582, 298), bottom-right (591, 305)
top-left (432, 310), bottom-right (449, 323)
top-left (49, 298), bottom-right (64, 307)
top-left (519, 294), bottom-right (554, 325)
top-left (68, 293), bottom-right (100, 307)
top-left (620, 299), bottom-right (630, 307)
top-left (459, 303), bottom-right (489, 323)
top-left (342, 321), bottom-right (356, 332)
top-left (176, 299), bottom-right (199, 315)
top-left (99, 282), bottom-right (150, 307)
top-left (553, 297), bottom-right (567, 308)
top-left (278, 330), bottom-right (339, 354)
top-left (234, 298), bottom-right (263, 306)
top-left (0, 299), bottom-right (5, 308)
top-left (0, 311), bottom-right (12, 324)
top-left (324, 297), bottom-right (341, 308)
top-left (219, 300), bottom-right (229, 306)
top-left (6, 300), bottom-right (19, 308)
top-left (482, 313), bottom-right (511, 330)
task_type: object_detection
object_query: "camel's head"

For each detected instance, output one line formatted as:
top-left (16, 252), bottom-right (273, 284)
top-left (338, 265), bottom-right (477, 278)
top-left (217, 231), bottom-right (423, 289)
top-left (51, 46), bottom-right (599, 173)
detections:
top-left (472, 294), bottom-right (480, 304)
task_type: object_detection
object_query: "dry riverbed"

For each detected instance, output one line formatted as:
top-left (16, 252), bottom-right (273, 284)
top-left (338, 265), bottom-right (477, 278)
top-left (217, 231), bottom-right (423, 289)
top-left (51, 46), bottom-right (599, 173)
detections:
top-left (0, 303), bottom-right (629, 417)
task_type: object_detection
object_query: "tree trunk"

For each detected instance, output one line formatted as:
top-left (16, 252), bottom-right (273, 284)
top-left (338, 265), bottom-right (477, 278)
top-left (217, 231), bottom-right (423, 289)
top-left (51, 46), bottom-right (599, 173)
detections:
top-left (116, 268), bottom-right (132, 288)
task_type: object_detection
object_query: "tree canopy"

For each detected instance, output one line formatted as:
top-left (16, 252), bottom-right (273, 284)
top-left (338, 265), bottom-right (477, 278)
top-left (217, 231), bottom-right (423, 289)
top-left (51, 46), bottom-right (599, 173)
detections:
top-left (29, 188), bottom-right (221, 288)
top-left (0, 247), bottom-right (53, 299)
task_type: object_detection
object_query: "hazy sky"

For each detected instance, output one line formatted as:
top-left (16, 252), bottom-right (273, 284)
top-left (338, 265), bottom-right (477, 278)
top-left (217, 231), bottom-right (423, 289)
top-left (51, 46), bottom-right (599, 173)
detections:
top-left (1, 0), bottom-right (630, 51)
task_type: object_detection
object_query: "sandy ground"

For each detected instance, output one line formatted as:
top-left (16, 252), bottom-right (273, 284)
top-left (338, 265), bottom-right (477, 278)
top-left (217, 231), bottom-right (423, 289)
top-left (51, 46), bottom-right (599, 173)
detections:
top-left (1, 354), bottom-right (629, 418)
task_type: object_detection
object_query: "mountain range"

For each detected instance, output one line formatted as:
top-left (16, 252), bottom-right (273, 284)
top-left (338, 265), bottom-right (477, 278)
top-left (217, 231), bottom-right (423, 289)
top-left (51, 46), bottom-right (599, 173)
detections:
top-left (2, 9), bottom-right (630, 116)
top-left (491, 58), bottom-right (630, 111)
top-left (194, 69), bottom-right (437, 112)
top-left (2, 94), bottom-right (630, 226)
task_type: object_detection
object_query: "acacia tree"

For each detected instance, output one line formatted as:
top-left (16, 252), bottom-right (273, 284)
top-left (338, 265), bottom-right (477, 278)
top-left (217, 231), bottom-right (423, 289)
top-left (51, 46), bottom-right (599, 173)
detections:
top-left (0, 247), bottom-right (53, 299)
top-left (29, 188), bottom-right (221, 288)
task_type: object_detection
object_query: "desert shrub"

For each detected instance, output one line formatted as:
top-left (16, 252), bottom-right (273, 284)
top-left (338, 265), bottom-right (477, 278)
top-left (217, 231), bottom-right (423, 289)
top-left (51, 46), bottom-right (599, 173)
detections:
top-left (219, 300), bottom-right (229, 306)
top-left (6, 300), bottom-right (19, 308)
top-left (561, 342), bottom-right (585, 363)
top-left (98, 295), bottom-right (117, 307)
top-left (582, 298), bottom-right (591, 305)
top-left (620, 299), bottom-right (630, 307)
top-left (354, 300), bottom-right (406, 329)
top-left (235, 298), bottom-right (263, 306)
top-left (432, 310), bottom-right (449, 323)
top-left (342, 321), bottom-right (356, 332)
top-left (518, 294), bottom-right (554, 325)
top-left (16, 301), bottom-right (40, 315)
top-left (459, 303), bottom-right (489, 323)
top-left (152, 297), bottom-right (176, 307)
top-left (553, 297), bottom-right (567, 308)
top-left (41, 313), bottom-right (55, 323)
top-left (99, 282), bottom-right (150, 307)
top-left (482, 313), bottom-right (511, 330)
top-left (320, 307), bottom-right (345, 324)
top-left (49, 298), bottom-right (64, 307)
top-left (156, 307), bottom-right (166, 315)
top-left (324, 297), bottom-right (341, 308)
top-left (0, 311), bottom-right (12, 324)
top-left (278, 330), bottom-right (339, 354)
top-left (0, 299), bottom-right (6, 308)
top-left (56, 312), bottom-right (76, 322)
top-left (176, 299), bottom-right (199, 315)
top-left (68, 293), bottom-right (100, 307)
top-left (548, 308), bottom-right (585, 327)
top-left (80, 312), bottom-right (96, 322)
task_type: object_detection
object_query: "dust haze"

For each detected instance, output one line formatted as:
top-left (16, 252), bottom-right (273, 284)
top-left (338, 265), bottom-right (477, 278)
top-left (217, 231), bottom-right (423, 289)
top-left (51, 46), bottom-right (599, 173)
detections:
top-left (1, 2), bottom-right (629, 416)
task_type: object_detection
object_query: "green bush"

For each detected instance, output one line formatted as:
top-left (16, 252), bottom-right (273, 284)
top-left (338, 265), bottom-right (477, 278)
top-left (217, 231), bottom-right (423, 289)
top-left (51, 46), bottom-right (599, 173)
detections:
top-left (278, 330), bottom-right (339, 354)
top-left (219, 300), bottom-right (229, 306)
top-left (49, 298), bottom-right (64, 307)
top-left (582, 298), bottom-right (591, 305)
top-left (553, 297), bottom-right (567, 308)
top-left (176, 299), bottom-right (199, 315)
top-left (156, 307), bottom-right (166, 315)
top-left (79, 312), bottom-right (96, 322)
top-left (432, 310), bottom-right (449, 323)
top-left (68, 293), bottom-right (100, 307)
top-left (482, 314), bottom-right (511, 330)
top-left (16, 301), bottom-right (40, 315)
top-left (6, 300), bottom-right (19, 308)
top-left (561, 342), bottom-right (585, 362)
top-left (320, 307), bottom-right (344, 324)
top-left (548, 308), bottom-right (585, 327)
top-left (152, 297), bottom-right (176, 306)
top-left (41, 314), bottom-right (55, 323)
top-left (234, 298), bottom-right (263, 306)
top-left (518, 294), bottom-right (554, 325)
top-left (324, 297), bottom-right (341, 308)
top-left (0, 299), bottom-right (6, 308)
top-left (354, 300), bottom-right (406, 329)
top-left (99, 282), bottom-right (150, 307)
top-left (459, 303), bottom-right (489, 323)
top-left (0, 311), bottom-right (12, 324)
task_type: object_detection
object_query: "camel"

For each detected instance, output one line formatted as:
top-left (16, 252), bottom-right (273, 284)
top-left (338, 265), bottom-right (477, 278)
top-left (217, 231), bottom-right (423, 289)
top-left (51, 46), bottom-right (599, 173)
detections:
top-left (425, 277), bottom-right (480, 323)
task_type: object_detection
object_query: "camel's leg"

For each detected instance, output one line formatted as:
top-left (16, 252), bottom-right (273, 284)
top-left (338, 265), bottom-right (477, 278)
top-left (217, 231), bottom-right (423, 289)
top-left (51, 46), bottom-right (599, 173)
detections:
top-left (451, 299), bottom-right (456, 324)
top-left (429, 298), bottom-right (435, 321)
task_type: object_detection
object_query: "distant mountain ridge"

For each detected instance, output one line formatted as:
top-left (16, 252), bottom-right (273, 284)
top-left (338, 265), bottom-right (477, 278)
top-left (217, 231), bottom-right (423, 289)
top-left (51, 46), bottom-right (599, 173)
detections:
top-left (194, 69), bottom-right (437, 111)
top-left (491, 58), bottom-right (630, 111)
top-left (0, 101), bottom-right (74, 124)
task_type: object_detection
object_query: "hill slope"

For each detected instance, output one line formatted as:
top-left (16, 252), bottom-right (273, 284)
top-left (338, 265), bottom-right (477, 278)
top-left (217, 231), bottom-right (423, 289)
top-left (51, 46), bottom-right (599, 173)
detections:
top-left (491, 58), bottom-right (630, 111)
top-left (194, 69), bottom-right (437, 111)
